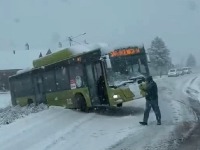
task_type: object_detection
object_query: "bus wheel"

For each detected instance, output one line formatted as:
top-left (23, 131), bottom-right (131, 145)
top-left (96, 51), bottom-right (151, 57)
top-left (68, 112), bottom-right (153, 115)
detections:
top-left (117, 103), bottom-right (122, 107)
top-left (75, 94), bottom-right (87, 112)
top-left (27, 99), bottom-right (33, 106)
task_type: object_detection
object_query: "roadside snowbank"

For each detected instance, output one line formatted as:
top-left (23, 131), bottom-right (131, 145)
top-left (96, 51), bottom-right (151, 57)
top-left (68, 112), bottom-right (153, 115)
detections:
top-left (184, 76), bottom-right (200, 101)
top-left (0, 104), bottom-right (48, 126)
top-left (0, 92), bottom-right (11, 109)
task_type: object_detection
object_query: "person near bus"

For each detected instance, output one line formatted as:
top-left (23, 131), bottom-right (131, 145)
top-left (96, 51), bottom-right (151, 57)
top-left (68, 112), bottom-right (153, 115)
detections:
top-left (139, 76), bottom-right (161, 125)
top-left (97, 75), bottom-right (106, 104)
top-left (138, 77), bottom-right (147, 97)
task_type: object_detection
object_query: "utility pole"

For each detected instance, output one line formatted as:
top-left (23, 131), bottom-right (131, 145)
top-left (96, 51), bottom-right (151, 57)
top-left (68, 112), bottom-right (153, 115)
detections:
top-left (84, 40), bottom-right (88, 44)
top-left (58, 42), bottom-right (62, 48)
top-left (67, 33), bottom-right (86, 47)
top-left (25, 43), bottom-right (29, 50)
top-left (68, 37), bottom-right (73, 46)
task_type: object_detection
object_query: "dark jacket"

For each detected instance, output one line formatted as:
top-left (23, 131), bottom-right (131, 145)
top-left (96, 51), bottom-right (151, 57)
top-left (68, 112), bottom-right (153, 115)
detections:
top-left (97, 76), bottom-right (105, 95)
top-left (145, 80), bottom-right (158, 101)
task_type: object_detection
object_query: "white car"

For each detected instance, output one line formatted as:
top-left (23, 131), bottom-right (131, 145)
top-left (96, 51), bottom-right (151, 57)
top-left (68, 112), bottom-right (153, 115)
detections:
top-left (168, 69), bottom-right (178, 77)
top-left (177, 68), bottom-right (184, 76)
top-left (182, 67), bottom-right (192, 74)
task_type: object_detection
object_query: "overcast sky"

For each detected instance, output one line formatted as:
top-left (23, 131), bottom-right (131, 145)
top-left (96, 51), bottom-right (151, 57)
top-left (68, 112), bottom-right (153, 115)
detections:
top-left (0, 0), bottom-right (199, 65)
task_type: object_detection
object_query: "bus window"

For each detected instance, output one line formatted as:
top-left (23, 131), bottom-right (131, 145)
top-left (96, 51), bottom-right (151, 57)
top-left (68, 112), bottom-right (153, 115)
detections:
top-left (43, 70), bottom-right (56, 92)
top-left (14, 80), bottom-right (22, 97)
top-left (69, 64), bottom-right (84, 89)
top-left (55, 66), bottom-right (70, 90)
top-left (94, 63), bottom-right (102, 80)
top-left (13, 76), bottom-right (33, 97)
top-left (138, 58), bottom-right (147, 74)
top-left (22, 76), bottom-right (33, 95)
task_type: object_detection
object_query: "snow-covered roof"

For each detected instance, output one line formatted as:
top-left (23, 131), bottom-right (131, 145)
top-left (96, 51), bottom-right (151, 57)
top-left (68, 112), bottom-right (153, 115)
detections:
top-left (0, 50), bottom-right (50, 70)
top-left (69, 43), bottom-right (109, 55)
top-left (68, 43), bottom-right (144, 55)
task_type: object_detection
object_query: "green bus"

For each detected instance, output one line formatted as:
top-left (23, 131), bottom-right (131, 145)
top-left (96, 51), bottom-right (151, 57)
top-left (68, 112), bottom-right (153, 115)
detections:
top-left (9, 46), bottom-right (149, 111)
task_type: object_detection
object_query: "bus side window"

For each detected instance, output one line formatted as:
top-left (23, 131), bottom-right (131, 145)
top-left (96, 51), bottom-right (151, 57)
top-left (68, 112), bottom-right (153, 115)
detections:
top-left (69, 64), bottom-right (84, 89)
top-left (16, 80), bottom-right (23, 97)
top-left (94, 63), bottom-right (102, 80)
top-left (43, 70), bottom-right (56, 92)
top-left (22, 76), bottom-right (33, 96)
top-left (13, 80), bottom-right (18, 97)
top-left (55, 66), bottom-right (70, 90)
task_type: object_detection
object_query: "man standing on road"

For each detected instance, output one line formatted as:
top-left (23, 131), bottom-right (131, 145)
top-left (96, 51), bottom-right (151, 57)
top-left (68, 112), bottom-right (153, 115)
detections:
top-left (139, 76), bottom-right (161, 125)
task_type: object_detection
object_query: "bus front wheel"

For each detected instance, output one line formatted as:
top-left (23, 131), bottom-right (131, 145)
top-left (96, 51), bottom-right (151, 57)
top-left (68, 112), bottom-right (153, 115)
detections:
top-left (27, 99), bottom-right (33, 106)
top-left (74, 94), bottom-right (87, 112)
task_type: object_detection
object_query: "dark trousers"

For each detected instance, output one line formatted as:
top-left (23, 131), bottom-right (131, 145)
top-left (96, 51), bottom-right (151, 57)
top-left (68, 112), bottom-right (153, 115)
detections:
top-left (143, 100), bottom-right (161, 123)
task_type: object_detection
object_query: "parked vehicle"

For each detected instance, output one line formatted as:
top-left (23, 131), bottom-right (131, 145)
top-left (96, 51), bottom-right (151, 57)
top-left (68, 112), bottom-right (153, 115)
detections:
top-left (182, 67), bottom-right (192, 74)
top-left (177, 68), bottom-right (184, 76)
top-left (168, 69), bottom-right (178, 77)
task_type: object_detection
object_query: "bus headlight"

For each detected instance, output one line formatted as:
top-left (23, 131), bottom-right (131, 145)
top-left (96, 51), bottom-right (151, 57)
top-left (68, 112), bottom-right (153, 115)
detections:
top-left (113, 95), bottom-right (120, 99)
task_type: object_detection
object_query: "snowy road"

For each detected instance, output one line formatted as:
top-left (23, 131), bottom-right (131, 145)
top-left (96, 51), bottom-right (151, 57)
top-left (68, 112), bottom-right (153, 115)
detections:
top-left (110, 74), bottom-right (198, 150)
top-left (0, 73), bottom-right (199, 150)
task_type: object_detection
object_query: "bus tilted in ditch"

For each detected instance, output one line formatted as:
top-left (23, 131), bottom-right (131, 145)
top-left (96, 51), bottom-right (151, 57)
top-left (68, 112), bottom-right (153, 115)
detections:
top-left (9, 46), bottom-right (149, 111)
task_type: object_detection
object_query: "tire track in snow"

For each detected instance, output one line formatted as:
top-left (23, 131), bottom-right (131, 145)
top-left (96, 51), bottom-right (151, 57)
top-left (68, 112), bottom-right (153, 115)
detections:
top-left (0, 107), bottom-right (95, 150)
top-left (43, 114), bottom-right (95, 150)
top-left (0, 106), bottom-right (65, 146)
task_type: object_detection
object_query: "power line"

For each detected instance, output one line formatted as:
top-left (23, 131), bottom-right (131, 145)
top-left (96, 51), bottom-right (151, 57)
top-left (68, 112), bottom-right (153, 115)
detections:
top-left (67, 33), bottom-right (86, 47)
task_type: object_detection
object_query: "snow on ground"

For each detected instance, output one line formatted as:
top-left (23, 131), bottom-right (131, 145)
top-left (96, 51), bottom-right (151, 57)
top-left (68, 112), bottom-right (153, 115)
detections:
top-left (0, 104), bottom-right (48, 126)
top-left (0, 92), bottom-right (48, 126)
top-left (0, 92), bottom-right (11, 108)
top-left (0, 103), bottom-right (146, 150)
top-left (183, 74), bottom-right (200, 101)
top-left (110, 74), bottom-right (198, 150)
top-left (0, 73), bottom-right (198, 150)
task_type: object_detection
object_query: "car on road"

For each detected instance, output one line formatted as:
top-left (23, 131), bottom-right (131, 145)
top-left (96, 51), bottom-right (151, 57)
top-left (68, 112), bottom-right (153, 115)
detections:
top-left (168, 69), bottom-right (178, 77)
top-left (177, 68), bottom-right (184, 76)
top-left (182, 67), bottom-right (192, 74)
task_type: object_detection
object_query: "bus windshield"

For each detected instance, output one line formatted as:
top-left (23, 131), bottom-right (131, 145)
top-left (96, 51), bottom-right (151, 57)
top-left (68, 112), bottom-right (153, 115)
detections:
top-left (104, 47), bottom-right (149, 86)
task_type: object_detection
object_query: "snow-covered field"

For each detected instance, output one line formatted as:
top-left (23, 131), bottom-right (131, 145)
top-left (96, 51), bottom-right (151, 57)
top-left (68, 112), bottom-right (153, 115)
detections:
top-left (0, 73), bottom-right (199, 150)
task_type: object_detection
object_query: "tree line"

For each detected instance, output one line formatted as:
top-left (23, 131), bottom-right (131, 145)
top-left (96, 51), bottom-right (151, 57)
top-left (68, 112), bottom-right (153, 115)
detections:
top-left (148, 36), bottom-right (196, 76)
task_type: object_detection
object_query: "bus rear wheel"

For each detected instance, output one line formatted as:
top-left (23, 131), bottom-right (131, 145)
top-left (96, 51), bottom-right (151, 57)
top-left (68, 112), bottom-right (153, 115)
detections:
top-left (27, 99), bottom-right (33, 106)
top-left (117, 103), bottom-right (122, 107)
top-left (74, 94), bottom-right (87, 112)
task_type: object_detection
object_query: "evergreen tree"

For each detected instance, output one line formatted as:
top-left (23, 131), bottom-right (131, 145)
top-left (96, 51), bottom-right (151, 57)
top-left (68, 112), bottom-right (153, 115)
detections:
top-left (148, 37), bottom-right (171, 75)
top-left (58, 42), bottom-right (62, 48)
top-left (46, 49), bottom-right (52, 55)
top-left (186, 54), bottom-right (196, 67)
top-left (39, 52), bottom-right (43, 58)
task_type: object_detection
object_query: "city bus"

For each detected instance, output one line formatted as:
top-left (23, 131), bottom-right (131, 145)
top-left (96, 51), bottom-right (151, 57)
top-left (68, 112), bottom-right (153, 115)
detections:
top-left (9, 46), bottom-right (149, 111)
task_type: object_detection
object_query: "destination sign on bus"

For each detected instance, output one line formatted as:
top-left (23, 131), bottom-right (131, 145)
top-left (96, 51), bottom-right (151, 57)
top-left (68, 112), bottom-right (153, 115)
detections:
top-left (110, 48), bottom-right (140, 57)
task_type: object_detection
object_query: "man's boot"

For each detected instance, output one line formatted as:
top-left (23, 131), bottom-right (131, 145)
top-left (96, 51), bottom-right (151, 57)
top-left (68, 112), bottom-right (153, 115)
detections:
top-left (139, 122), bottom-right (147, 125)
top-left (157, 120), bottom-right (161, 125)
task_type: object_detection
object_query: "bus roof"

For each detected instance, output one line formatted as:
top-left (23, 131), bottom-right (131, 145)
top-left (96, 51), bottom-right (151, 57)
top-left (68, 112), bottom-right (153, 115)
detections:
top-left (9, 49), bottom-right (102, 79)
top-left (33, 48), bottom-right (73, 68)
top-left (33, 48), bottom-right (102, 68)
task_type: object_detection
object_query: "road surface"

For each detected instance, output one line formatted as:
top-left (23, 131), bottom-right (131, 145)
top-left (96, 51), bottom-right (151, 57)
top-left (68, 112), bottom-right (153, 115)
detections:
top-left (0, 74), bottom-right (199, 150)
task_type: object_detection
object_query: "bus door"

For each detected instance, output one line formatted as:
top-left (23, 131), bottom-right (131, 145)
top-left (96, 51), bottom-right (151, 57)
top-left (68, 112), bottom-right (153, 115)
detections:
top-left (85, 62), bottom-right (109, 106)
top-left (33, 73), bottom-right (46, 104)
